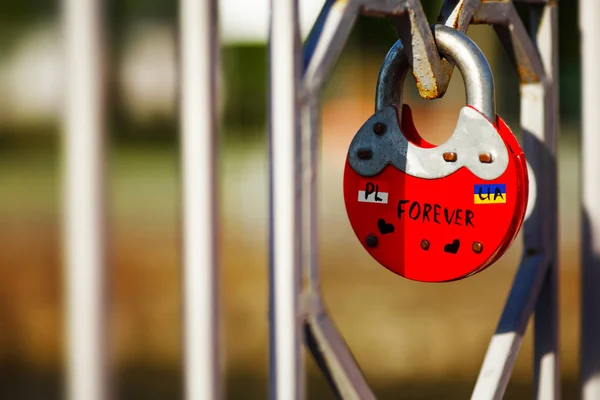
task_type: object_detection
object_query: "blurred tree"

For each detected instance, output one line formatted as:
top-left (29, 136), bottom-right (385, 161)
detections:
top-left (115, 0), bottom-right (176, 20)
top-left (105, 0), bottom-right (178, 144)
top-left (0, 0), bottom-right (582, 141)
top-left (557, 2), bottom-right (580, 124)
top-left (0, 1), bottom-right (54, 22)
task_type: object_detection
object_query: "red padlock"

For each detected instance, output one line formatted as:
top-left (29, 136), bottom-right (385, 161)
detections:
top-left (343, 26), bottom-right (528, 282)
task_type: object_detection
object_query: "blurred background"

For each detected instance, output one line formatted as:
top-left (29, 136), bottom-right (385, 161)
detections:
top-left (0, 1), bottom-right (581, 399)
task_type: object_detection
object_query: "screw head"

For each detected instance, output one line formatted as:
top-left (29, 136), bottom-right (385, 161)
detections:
top-left (357, 148), bottom-right (372, 160)
top-left (365, 235), bottom-right (378, 248)
top-left (420, 240), bottom-right (430, 250)
top-left (373, 122), bottom-right (387, 135)
top-left (443, 152), bottom-right (458, 162)
top-left (479, 153), bottom-right (493, 163)
top-left (472, 242), bottom-right (483, 254)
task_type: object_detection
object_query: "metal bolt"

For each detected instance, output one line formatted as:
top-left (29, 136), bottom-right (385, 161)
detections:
top-left (365, 235), bottom-right (378, 248)
top-left (479, 153), bottom-right (493, 163)
top-left (472, 242), bottom-right (483, 254)
top-left (443, 152), bottom-right (458, 162)
top-left (420, 240), bottom-right (430, 250)
top-left (357, 148), bottom-right (373, 160)
top-left (373, 122), bottom-right (387, 135)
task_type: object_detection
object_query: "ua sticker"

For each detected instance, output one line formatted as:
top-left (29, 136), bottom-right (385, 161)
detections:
top-left (474, 184), bottom-right (506, 204)
top-left (358, 180), bottom-right (388, 204)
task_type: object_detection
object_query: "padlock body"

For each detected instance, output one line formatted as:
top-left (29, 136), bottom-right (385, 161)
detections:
top-left (343, 106), bottom-right (528, 282)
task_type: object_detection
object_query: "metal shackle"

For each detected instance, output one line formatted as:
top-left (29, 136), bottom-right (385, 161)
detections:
top-left (375, 25), bottom-right (496, 122)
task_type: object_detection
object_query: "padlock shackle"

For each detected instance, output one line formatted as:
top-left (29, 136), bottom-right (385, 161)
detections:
top-left (376, 25), bottom-right (496, 122)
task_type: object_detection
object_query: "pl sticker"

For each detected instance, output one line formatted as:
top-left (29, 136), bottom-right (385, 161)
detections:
top-left (358, 180), bottom-right (388, 204)
top-left (474, 184), bottom-right (506, 204)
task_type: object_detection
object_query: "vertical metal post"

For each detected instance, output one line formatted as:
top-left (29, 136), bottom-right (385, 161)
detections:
top-left (580, 0), bottom-right (600, 398)
top-left (63, 0), bottom-right (107, 399)
top-left (530, 4), bottom-right (560, 399)
top-left (471, 3), bottom-right (559, 398)
top-left (300, 4), bottom-right (377, 398)
top-left (268, 0), bottom-right (304, 397)
top-left (180, 0), bottom-right (220, 399)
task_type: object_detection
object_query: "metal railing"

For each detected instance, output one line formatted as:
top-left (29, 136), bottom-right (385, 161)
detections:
top-left (58, 0), bottom-right (600, 399)
top-left (269, 1), bottom-right (559, 399)
top-left (63, 0), bottom-right (222, 399)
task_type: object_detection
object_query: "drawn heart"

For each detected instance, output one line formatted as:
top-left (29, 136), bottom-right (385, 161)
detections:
top-left (444, 239), bottom-right (460, 254)
top-left (377, 218), bottom-right (395, 235)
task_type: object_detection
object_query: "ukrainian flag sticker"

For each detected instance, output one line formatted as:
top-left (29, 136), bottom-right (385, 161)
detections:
top-left (474, 184), bottom-right (506, 204)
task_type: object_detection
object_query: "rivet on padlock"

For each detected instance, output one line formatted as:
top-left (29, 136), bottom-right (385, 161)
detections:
top-left (373, 122), bottom-right (387, 135)
top-left (443, 152), bottom-right (458, 162)
top-left (343, 25), bottom-right (529, 282)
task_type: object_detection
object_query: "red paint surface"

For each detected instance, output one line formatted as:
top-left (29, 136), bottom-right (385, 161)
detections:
top-left (343, 105), bottom-right (528, 282)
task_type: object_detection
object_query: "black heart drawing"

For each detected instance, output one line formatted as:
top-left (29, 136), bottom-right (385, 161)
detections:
top-left (377, 218), bottom-right (395, 235)
top-left (444, 239), bottom-right (460, 254)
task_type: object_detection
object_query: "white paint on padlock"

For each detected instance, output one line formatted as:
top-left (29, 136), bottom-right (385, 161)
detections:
top-left (347, 105), bottom-right (510, 180)
top-left (524, 160), bottom-right (537, 221)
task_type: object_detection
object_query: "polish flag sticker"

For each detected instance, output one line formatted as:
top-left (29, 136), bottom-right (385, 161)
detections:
top-left (358, 180), bottom-right (389, 204)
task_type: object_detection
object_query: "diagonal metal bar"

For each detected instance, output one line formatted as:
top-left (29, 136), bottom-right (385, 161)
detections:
top-left (360, 0), bottom-right (480, 99)
top-left (393, 0), bottom-right (480, 99)
top-left (303, 294), bottom-right (376, 400)
top-left (473, 1), bottom-right (511, 25)
top-left (471, 254), bottom-right (549, 400)
top-left (438, 0), bottom-right (482, 29)
top-left (303, 0), bottom-right (336, 72)
top-left (303, 0), bottom-right (359, 102)
top-left (393, 0), bottom-right (451, 99)
top-left (494, 5), bottom-right (546, 83)
top-left (419, 0), bottom-right (482, 96)
top-left (474, 2), bottom-right (546, 83)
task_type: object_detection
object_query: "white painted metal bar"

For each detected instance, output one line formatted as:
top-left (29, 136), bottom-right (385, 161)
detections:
top-left (580, 0), bottom-right (600, 398)
top-left (471, 254), bottom-right (548, 400)
top-left (530, 5), bottom-right (559, 399)
top-left (303, 294), bottom-right (376, 400)
top-left (472, 2), bottom-right (559, 398)
top-left (63, 0), bottom-right (108, 399)
top-left (268, 0), bottom-right (304, 398)
top-left (179, 0), bottom-right (220, 399)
